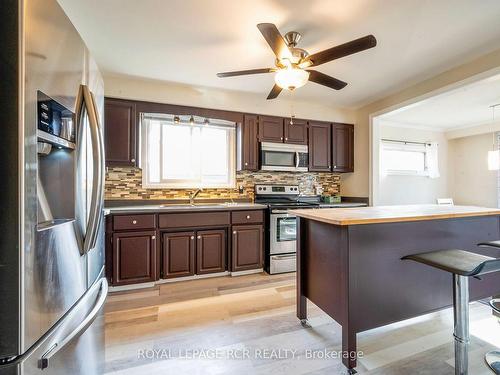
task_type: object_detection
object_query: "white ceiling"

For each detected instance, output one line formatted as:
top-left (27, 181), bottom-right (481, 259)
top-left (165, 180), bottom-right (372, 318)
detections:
top-left (58, 0), bottom-right (500, 108)
top-left (380, 73), bottom-right (500, 130)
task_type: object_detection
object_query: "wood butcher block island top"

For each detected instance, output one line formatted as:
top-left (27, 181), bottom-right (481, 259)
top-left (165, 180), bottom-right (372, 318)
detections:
top-left (291, 204), bottom-right (500, 225)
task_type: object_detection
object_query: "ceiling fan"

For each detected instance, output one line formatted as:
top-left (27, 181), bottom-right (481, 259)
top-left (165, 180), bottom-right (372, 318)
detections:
top-left (217, 23), bottom-right (377, 100)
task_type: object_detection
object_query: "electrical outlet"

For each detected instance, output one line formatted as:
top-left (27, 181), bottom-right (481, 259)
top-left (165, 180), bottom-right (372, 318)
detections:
top-left (238, 185), bottom-right (244, 194)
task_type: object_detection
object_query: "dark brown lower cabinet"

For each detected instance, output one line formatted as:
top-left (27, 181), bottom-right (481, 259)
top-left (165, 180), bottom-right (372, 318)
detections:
top-left (112, 231), bottom-right (156, 285)
top-left (196, 229), bottom-right (226, 274)
top-left (232, 225), bottom-right (263, 272)
top-left (162, 232), bottom-right (195, 278)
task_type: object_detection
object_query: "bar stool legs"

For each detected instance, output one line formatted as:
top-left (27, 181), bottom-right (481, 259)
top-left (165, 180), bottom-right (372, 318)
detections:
top-left (453, 275), bottom-right (470, 375)
top-left (485, 299), bottom-right (500, 374)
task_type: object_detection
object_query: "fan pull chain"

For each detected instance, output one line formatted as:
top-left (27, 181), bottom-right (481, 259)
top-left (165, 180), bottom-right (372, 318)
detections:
top-left (289, 90), bottom-right (296, 125)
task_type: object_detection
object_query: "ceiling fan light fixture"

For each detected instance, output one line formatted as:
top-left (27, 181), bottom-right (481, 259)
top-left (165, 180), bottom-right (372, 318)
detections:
top-left (274, 68), bottom-right (309, 90)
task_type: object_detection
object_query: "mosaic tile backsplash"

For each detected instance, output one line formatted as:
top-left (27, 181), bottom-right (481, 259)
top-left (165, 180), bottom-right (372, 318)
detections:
top-left (105, 167), bottom-right (340, 201)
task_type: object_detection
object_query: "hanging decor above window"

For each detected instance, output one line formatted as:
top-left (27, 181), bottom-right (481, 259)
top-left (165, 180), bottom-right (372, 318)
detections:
top-left (488, 104), bottom-right (500, 171)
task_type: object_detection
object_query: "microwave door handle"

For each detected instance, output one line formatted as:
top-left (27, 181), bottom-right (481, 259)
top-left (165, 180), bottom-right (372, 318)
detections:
top-left (295, 151), bottom-right (299, 168)
top-left (80, 85), bottom-right (102, 254)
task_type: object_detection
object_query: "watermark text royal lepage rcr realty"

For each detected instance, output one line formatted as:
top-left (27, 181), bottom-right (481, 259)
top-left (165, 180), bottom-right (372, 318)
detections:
top-left (137, 348), bottom-right (363, 361)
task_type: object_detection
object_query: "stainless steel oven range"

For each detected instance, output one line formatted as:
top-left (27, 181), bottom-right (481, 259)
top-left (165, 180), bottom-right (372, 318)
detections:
top-left (255, 184), bottom-right (320, 274)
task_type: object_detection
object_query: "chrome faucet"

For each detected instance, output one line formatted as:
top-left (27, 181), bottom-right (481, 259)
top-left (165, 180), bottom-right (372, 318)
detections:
top-left (189, 188), bottom-right (203, 205)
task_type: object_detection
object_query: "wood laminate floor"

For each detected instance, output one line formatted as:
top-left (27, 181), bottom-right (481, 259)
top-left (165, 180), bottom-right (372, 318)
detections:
top-left (104, 273), bottom-right (500, 374)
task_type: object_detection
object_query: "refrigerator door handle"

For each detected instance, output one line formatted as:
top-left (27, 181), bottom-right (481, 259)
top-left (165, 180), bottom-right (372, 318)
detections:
top-left (77, 84), bottom-right (104, 255)
top-left (38, 277), bottom-right (108, 370)
top-left (87, 90), bottom-right (105, 252)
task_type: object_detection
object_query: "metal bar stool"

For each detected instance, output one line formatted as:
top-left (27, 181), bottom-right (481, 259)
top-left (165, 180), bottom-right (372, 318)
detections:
top-left (402, 249), bottom-right (500, 375)
top-left (478, 241), bottom-right (500, 374)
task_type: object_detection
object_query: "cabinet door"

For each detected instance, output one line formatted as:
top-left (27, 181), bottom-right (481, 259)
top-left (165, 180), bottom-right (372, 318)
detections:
top-left (232, 225), bottom-right (263, 272)
top-left (258, 115), bottom-right (284, 143)
top-left (332, 123), bottom-right (354, 172)
top-left (308, 121), bottom-right (332, 172)
top-left (196, 229), bottom-right (226, 274)
top-left (112, 231), bottom-right (156, 285)
top-left (284, 118), bottom-right (308, 145)
top-left (238, 114), bottom-right (259, 170)
top-left (162, 232), bottom-right (195, 278)
top-left (104, 98), bottom-right (136, 167)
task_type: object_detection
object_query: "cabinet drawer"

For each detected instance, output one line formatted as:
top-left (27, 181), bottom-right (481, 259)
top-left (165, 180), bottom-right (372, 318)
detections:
top-left (231, 210), bottom-right (264, 224)
top-left (113, 214), bottom-right (156, 230)
top-left (159, 211), bottom-right (230, 229)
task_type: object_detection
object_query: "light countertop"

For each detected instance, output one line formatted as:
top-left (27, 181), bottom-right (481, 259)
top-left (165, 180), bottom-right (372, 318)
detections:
top-left (105, 202), bottom-right (267, 215)
top-left (291, 204), bottom-right (500, 226)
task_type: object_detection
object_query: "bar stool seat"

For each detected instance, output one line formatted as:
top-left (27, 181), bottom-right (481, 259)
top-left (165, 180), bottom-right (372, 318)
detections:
top-left (402, 249), bottom-right (500, 375)
top-left (402, 249), bottom-right (499, 276)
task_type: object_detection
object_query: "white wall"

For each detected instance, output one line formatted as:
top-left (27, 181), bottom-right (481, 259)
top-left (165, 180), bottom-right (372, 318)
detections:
top-left (376, 123), bottom-right (449, 205)
top-left (448, 132), bottom-right (498, 207)
top-left (347, 47), bottom-right (500, 201)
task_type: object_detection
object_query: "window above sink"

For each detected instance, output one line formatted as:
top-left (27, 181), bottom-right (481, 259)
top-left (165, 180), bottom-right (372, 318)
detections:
top-left (140, 113), bottom-right (236, 188)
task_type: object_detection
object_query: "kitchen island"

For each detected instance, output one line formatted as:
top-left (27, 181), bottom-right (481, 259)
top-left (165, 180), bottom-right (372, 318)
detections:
top-left (292, 204), bottom-right (500, 372)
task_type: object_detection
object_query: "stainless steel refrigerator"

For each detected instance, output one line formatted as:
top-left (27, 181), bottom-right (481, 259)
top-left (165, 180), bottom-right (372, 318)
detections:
top-left (0, 0), bottom-right (107, 374)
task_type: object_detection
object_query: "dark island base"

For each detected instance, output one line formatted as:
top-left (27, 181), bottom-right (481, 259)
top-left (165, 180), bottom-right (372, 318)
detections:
top-left (296, 216), bottom-right (500, 371)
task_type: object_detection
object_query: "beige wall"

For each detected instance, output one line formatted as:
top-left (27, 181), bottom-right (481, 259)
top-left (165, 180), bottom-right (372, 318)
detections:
top-left (104, 73), bottom-right (356, 124)
top-left (448, 133), bottom-right (498, 208)
top-left (376, 124), bottom-right (448, 205)
top-left (345, 48), bottom-right (500, 200)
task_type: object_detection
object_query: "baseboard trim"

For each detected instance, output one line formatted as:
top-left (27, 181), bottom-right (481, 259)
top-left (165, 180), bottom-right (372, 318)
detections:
top-left (109, 269), bottom-right (265, 293)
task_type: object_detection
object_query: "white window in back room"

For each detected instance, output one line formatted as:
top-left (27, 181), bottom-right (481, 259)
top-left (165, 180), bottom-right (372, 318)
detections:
top-left (140, 114), bottom-right (236, 188)
top-left (380, 140), bottom-right (440, 178)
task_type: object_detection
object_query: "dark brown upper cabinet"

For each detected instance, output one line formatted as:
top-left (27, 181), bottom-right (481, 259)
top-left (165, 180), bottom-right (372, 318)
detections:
top-left (258, 115), bottom-right (284, 143)
top-left (196, 229), bottom-right (226, 275)
top-left (308, 121), bottom-right (332, 172)
top-left (112, 231), bottom-right (156, 286)
top-left (162, 232), bottom-right (195, 279)
top-left (237, 114), bottom-right (259, 171)
top-left (104, 98), bottom-right (137, 167)
top-left (332, 123), bottom-right (354, 173)
top-left (231, 224), bottom-right (263, 272)
top-left (284, 118), bottom-right (308, 145)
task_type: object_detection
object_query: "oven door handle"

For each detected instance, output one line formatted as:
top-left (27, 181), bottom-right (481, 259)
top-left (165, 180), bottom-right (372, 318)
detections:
top-left (271, 254), bottom-right (297, 260)
top-left (271, 210), bottom-right (293, 215)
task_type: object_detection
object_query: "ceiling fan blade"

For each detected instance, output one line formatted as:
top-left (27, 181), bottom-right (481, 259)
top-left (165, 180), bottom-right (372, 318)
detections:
top-left (257, 23), bottom-right (292, 60)
top-left (307, 70), bottom-right (348, 90)
top-left (217, 68), bottom-right (274, 78)
top-left (305, 35), bottom-right (377, 67)
top-left (267, 84), bottom-right (283, 100)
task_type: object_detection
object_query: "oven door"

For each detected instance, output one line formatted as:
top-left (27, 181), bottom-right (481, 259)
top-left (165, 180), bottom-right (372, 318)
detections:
top-left (270, 211), bottom-right (297, 254)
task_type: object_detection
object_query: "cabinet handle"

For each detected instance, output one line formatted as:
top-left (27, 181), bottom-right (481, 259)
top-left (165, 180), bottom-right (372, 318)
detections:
top-left (151, 236), bottom-right (156, 240)
top-left (197, 235), bottom-right (201, 239)
top-left (233, 231), bottom-right (237, 234)
top-left (190, 236), bottom-right (194, 240)
top-left (246, 215), bottom-right (251, 219)
top-left (328, 166), bottom-right (331, 169)
top-left (285, 137), bottom-right (288, 141)
top-left (131, 158), bottom-right (136, 163)
top-left (280, 137), bottom-right (283, 141)
top-left (334, 165), bottom-right (337, 168)
top-left (132, 220), bottom-right (137, 224)
top-left (245, 162), bottom-right (248, 166)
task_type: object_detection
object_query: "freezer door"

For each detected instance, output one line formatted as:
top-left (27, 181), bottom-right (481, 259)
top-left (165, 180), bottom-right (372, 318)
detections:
top-left (22, 277), bottom-right (107, 375)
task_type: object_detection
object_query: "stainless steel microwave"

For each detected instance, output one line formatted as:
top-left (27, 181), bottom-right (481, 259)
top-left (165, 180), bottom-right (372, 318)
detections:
top-left (260, 142), bottom-right (308, 172)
